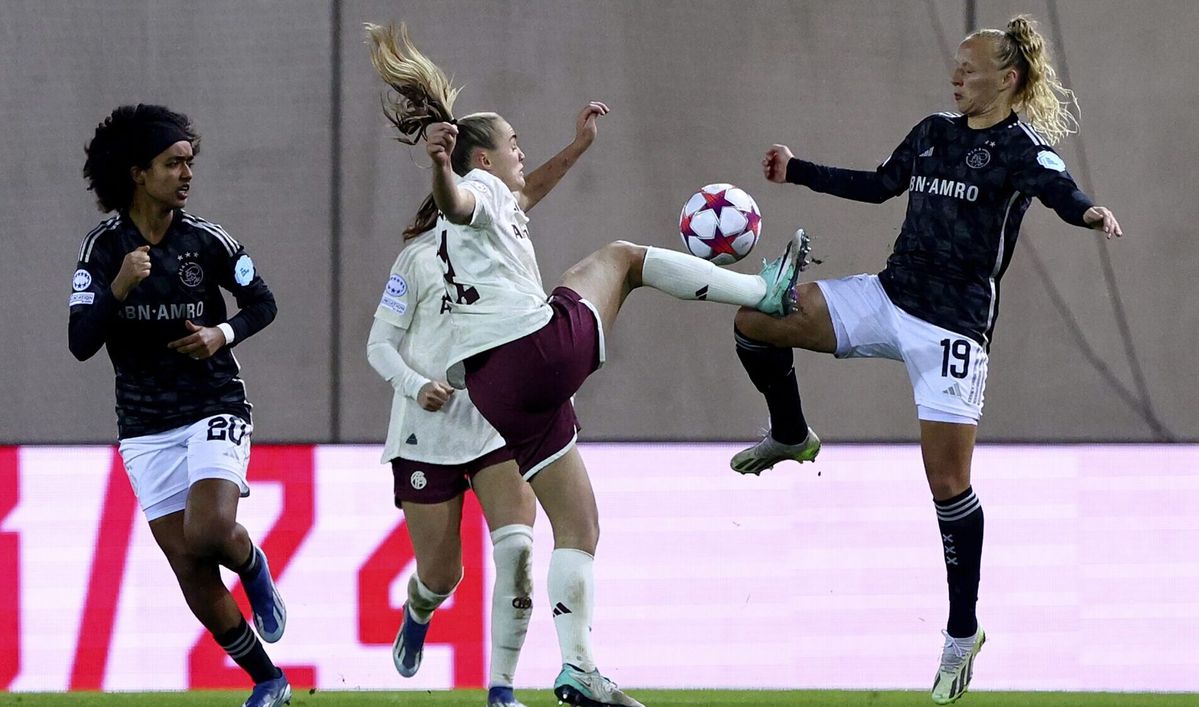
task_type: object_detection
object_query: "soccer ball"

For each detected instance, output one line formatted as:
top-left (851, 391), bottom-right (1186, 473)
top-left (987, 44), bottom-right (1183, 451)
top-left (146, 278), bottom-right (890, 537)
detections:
top-left (678, 183), bottom-right (762, 265)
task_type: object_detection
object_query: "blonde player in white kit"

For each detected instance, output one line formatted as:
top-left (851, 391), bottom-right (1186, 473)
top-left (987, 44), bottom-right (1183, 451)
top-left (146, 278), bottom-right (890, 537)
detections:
top-left (366, 23), bottom-right (807, 707)
top-left (368, 225), bottom-right (537, 707)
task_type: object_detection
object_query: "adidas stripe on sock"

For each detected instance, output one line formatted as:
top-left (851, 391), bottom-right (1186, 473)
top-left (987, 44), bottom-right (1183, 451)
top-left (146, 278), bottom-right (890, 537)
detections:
top-left (642, 247), bottom-right (764, 306)
top-left (548, 548), bottom-right (596, 673)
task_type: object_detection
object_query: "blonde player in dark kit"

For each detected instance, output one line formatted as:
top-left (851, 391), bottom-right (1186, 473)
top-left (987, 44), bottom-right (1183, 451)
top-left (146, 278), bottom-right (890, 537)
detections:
top-left (731, 16), bottom-right (1121, 704)
top-left (366, 22), bottom-right (813, 707)
top-left (70, 104), bottom-right (290, 707)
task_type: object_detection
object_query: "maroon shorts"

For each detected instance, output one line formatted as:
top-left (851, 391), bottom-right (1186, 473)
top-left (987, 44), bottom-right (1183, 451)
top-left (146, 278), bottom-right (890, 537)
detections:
top-left (390, 446), bottom-right (515, 506)
top-left (464, 286), bottom-right (602, 477)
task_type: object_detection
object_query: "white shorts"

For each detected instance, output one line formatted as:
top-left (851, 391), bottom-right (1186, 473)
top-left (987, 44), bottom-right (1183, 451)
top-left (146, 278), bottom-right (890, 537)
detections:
top-left (816, 274), bottom-right (988, 424)
top-left (118, 414), bottom-right (253, 521)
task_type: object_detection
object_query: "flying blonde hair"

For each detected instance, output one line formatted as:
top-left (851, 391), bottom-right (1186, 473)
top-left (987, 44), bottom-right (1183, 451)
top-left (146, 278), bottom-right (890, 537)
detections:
top-left (365, 22), bottom-right (460, 144)
top-left (364, 22), bottom-right (504, 236)
top-left (972, 14), bottom-right (1079, 145)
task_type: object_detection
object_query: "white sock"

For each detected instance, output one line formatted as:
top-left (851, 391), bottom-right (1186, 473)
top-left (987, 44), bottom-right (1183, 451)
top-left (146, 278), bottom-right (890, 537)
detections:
top-left (489, 525), bottom-right (534, 687)
top-left (641, 246), bottom-right (765, 306)
top-left (548, 548), bottom-right (596, 672)
top-left (407, 572), bottom-right (456, 624)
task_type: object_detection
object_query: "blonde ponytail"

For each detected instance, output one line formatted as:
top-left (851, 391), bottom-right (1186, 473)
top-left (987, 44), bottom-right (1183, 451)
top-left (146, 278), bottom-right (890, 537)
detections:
top-left (972, 15), bottom-right (1079, 145)
top-left (364, 22), bottom-right (460, 145)
top-left (365, 22), bottom-right (506, 237)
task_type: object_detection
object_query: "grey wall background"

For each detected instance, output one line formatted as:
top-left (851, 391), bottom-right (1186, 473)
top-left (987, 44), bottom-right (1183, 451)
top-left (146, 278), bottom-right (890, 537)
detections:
top-left (2, 0), bottom-right (1194, 444)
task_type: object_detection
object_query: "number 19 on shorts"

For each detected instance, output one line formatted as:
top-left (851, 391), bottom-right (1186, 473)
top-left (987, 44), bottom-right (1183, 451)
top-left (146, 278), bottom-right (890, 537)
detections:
top-left (940, 338), bottom-right (971, 379)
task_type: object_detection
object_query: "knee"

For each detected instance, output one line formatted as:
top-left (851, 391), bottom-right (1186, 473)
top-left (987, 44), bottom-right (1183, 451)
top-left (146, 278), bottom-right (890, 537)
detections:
top-left (578, 518), bottom-right (600, 555)
top-left (735, 307), bottom-right (789, 347)
top-left (928, 479), bottom-right (963, 501)
top-left (734, 308), bottom-right (766, 339)
top-left (182, 515), bottom-right (237, 560)
top-left (161, 546), bottom-right (205, 585)
top-left (608, 239), bottom-right (645, 272)
top-left (926, 466), bottom-right (972, 501)
top-left (491, 523), bottom-right (534, 553)
top-left (608, 239), bottom-right (641, 256)
top-left (413, 539), bottom-right (464, 594)
top-left (419, 563), bottom-right (463, 595)
top-left (586, 517), bottom-right (600, 549)
top-left (554, 516), bottom-right (600, 555)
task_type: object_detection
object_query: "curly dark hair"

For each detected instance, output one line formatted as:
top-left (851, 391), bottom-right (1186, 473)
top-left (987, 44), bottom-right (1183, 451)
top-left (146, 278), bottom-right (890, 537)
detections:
top-left (82, 104), bottom-right (201, 212)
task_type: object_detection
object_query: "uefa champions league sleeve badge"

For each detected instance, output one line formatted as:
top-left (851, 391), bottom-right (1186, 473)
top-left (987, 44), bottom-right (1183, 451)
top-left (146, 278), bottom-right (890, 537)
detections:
top-left (234, 254), bottom-right (256, 286)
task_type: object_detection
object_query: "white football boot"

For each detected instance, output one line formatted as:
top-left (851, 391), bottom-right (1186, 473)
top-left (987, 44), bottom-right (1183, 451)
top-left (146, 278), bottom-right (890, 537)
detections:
top-left (730, 427), bottom-right (821, 475)
top-left (930, 626), bottom-right (986, 704)
top-left (553, 664), bottom-right (644, 707)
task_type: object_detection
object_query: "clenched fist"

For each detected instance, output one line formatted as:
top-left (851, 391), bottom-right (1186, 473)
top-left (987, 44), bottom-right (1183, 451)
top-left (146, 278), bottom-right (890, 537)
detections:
top-left (425, 122), bottom-right (458, 169)
top-left (111, 245), bottom-right (151, 301)
top-left (417, 380), bottom-right (455, 412)
top-left (763, 144), bottom-right (796, 183)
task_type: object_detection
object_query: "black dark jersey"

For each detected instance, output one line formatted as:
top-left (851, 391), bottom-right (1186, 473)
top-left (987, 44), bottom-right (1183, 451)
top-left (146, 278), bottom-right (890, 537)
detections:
top-left (786, 111), bottom-right (1094, 348)
top-left (68, 210), bottom-right (277, 439)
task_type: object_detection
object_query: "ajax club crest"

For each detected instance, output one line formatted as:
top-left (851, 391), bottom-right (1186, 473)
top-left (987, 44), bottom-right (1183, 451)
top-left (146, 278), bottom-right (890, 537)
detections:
top-left (177, 251), bottom-right (204, 287)
top-left (965, 147), bottom-right (991, 169)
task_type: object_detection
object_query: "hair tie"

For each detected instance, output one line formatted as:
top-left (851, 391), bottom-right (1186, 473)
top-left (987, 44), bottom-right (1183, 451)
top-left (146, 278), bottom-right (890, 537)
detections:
top-left (447, 118), bottom-right (458, 126)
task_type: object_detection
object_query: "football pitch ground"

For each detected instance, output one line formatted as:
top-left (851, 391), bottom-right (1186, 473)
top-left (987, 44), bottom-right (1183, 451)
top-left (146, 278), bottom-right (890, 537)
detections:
top-left (1, 691), bottom-right (1196, 706)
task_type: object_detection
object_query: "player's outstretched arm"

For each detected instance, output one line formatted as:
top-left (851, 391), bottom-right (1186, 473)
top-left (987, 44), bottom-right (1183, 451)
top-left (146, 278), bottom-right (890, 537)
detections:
top-left (767, 121), bottom-right (919, 203)
top-left (518, 101), bottom-right (609, 213)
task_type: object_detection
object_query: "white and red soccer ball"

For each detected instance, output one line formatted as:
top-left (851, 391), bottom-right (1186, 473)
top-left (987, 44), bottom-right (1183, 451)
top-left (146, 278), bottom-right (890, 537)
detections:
top-left (678, 183), bottom-right (761, 265)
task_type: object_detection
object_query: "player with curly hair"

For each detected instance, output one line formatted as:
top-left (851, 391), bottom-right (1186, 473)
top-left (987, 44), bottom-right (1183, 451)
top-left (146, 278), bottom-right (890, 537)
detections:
top-left (70, 104), bottom-right (289, 707)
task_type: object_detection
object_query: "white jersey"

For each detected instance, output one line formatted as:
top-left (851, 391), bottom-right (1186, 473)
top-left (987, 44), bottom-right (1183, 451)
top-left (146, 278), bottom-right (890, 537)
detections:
top-left (374, 230), bottom-right (506, 465)
top-left (440, 169), bottom-right (554, 387)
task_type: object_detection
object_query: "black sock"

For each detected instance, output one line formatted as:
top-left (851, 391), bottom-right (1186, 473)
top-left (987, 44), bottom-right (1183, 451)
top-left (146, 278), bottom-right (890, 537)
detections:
top-left (214, 618), bottom-right (281, 684)
top-left (734, 327), bottom-right (807, 444)
top-left (234, 544), bottom-right (258, 577)
top-left (935, 486), bottom-right (984, 638)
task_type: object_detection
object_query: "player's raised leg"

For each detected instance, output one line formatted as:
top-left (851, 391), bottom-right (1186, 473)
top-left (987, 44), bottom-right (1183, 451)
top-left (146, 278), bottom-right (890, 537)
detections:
top-left (557, 229), bottom-right (809, 337)
top-left (730, 277), bottom-right (835, 474)
top-left (730, 326), bottom-right (821, 475)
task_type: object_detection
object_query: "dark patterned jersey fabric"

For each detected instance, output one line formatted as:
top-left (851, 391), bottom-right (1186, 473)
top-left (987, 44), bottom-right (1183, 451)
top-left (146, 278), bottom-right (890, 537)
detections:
top-left (787, 111), bottom-right (1093, 348)
top-left (68, 210), bottom-right (276, 438)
